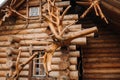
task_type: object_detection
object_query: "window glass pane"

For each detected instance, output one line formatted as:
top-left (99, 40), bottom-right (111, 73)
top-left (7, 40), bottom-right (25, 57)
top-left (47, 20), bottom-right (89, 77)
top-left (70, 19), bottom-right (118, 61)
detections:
top-left (29, 7), bottom-right (39, 17)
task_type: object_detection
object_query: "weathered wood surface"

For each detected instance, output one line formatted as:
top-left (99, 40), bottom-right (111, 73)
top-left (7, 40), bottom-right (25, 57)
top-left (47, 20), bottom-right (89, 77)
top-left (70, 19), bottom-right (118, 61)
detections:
top-left (25, 1), bottom-right (70, 7)
top-left (0, 45), bottom-right (76, 52)
top-left (101, 0), bottom-right (120, 26)
top-left (0, 24), bottom-right (81, 35)
top-left (51, 65), bottom-right (77, 71)
top-left (0, 77), bottom-right (28, 80)
top-left (0, 57), bottom-right (77, 64)
top-left (83, 27), bottom-right (120, 79)
top-left (52, 57), bottom-right (77, 65)
top-left (0, 71), bottom-right (29, 77)
top-left (0, 50), bottom-right (79, 58)
top-left (49, 71), bottom-right (78, 79)
top-left (0, 64), bottom-right (29, 70)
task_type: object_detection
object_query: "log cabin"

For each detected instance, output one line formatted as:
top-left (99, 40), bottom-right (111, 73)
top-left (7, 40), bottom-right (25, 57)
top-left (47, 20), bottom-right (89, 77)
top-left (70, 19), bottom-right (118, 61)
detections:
top-left (0, 0), bottom-right (119, 80)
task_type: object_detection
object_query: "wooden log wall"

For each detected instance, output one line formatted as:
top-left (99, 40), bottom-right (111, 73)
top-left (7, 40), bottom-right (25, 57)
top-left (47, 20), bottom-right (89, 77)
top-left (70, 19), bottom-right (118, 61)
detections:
top-left (82, 26), bottom-right (120, 80)
top-left (0, 0), bottom-right (86, 80)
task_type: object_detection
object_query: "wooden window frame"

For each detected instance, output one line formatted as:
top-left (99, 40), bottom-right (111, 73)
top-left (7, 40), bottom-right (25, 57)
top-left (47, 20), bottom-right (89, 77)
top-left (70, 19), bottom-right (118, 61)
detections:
top-left (29, 50), bottom-right (46, 80)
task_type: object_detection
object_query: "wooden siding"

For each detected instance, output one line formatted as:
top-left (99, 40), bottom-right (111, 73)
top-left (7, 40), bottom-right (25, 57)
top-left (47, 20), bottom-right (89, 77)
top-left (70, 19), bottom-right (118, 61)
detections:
top-left (0, 0), bottom-right (81, 80)
top-left (82, 26), bottom-right (120, 80)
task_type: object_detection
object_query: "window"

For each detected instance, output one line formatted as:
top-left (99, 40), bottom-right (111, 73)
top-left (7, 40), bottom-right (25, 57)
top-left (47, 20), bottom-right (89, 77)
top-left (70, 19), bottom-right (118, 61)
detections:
top-left (33, 51), bottom-right (46, 77)
top-left (29, 50), bottom-right (46, 79)
top-left (29, 7), bottom-right (40, 17)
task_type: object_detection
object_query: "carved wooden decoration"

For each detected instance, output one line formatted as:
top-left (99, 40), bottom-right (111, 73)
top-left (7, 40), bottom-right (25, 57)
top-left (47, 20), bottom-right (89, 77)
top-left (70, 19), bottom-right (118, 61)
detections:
top-left (77, 0), bottom-right (108, 23)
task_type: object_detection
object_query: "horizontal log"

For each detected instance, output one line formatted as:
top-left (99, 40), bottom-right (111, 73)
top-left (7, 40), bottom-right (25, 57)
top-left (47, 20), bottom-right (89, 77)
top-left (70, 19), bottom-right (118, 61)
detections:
top-left (0, 77), bottom-right (28, 80)
top-left (84, 63), bottom-right (120, 68)
top-left (6, 60), bottom-right (16, 69)
top-left (83, 73), bottom-right (120, 79)
top-left (6, 47), bottom-right (19, 56)
top-left (15, 19), bottom-right (76, 25)
top-left (84, 53), bottom-right (120, 58)
top-left (71, 37), bottom-right (86, 45)
top-left (84, 43), bottom-right (120, 48)
top-left (0, 24), bottom-right (81, 36)
top-left (27, 1), bottom-right (70, 7)
top-left (51, 65), bottom-right (77, 71)
top-left (0, 28), bottom-right (47, 36)
top-left (53, 51), bottom-right (80, 57)
top-left (84, 68), bottom-right (120, 74)
top-left (83, 48), bottom-right (120, 53)
top-left (0, 47), bottom-right (77, 58)
top-left (49, 71), bottom-right (78, 79)
top-left (83, 57), bottom-right (120, 63)
top-left (52, 57), bottom-right (77, 65)
top-left (0, 23), bottom-right (48, 31)
top-left (0, 64), bottom-right (29, 70)
top-left (69, 71), bottom-right (79, 80)
top-left (0, 20), bottom-right (77, 31)
top-left (0, 33), bottom-right (49, 41)
top-left (0, 45), bottom-right (76, 52)
top-left (0, 71), bottom-right (28, 77)
top-left (0, 57), bottom-right (77, 64)
top-left (8, 36), bottom-right (21, 43)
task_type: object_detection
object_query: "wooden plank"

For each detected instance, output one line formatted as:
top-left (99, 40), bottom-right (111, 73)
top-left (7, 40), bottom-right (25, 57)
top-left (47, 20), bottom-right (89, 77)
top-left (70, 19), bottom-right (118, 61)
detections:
top-left (84, 68), bottom-right (120, 74)
top-left (83, 57), bottom-right (120, 63)
top-left (84, 63), bottom-right (120, 68)
top-left (83, 73), bottom-right (120, 79)
top-left (83, 53), bottom-right (120, 58)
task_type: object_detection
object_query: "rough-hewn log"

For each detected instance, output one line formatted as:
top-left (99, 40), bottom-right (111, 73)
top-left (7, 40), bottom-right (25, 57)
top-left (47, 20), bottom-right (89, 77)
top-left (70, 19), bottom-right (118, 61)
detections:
top-left (0, 64), bottom-right (29, 70)
top-left (6, 47), bottom-right (19, 56)
top-left (64, 27), bottom-right (98, 40)
top-left (69, 71), bottom-right (79, 80)
top-left (0, 47), bottom-right (77, 58)
top-left (0, 33), bottom-right (49, 41)
top-left (8, 36), bottom-right (21, 43)
top-left (0, 23), bottom-right (48, 31)
top-left (51, 65), bottom-right (77, 70)
top-left (0, 20), bottom-right (77, 31)
top-left (26, 1), bottom-right (70, 7)
top-left (0, 24), bottom-right (81, 35)
top-left (71, 37), bottom-right (86, 45)
top-left (0, 45), bottom-right (76, 52)
top-left (0, 28), bottom-right (47, 35)
top-left (0, 77), bottom-right (28, 80)
top-left (15, 19), bottom-right (76, 25)
top-left (0, 57), bottom-right (77, 65)
top-left (0, 71), bottom-right (29, 77)
top-left (53, 51), bottom-right (80, 57)
top-left (49, 71), bottom-right (78, 79)
top-left (84, 69), bottom-right (120, 74)
top-left (52, 57), bottom-right (77, 65)
top-left (6, 60), bottom-right (16, 69)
